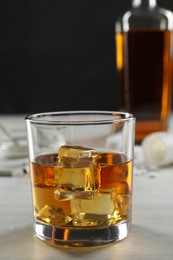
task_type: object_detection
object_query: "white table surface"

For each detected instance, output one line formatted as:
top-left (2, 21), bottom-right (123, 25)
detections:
top-left (0, 115), bottom-right (173, 259)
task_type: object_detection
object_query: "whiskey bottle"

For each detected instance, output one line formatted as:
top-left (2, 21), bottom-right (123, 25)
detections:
top-left (115, 0), bottom-right (173, 143)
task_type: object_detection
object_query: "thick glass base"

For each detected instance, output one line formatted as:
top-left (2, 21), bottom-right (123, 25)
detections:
top-left (34, 219), bottom-right (131, 247)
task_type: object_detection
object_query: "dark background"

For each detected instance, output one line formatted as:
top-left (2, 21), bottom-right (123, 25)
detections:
top-left (1, 0), bottom-right (173, 114)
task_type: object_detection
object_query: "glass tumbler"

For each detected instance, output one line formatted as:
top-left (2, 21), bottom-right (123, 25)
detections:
top-left (25, 111), bottom-right (135, 247)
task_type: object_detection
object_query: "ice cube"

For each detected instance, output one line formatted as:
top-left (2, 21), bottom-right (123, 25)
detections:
top-left (117, 194), bottom-right (130, 216)
top-left (36, 205), bottom-right (72, 226)
top-left (54, 163), bottom-right (98, 200)
top-left (71, 190), bottom-right (119, 226)
top-left (115, 181), bottom-right (129, 195)
top-left (54, 187), bottom-right (94, 201)
top-left (54, 146), bottom-right (99, 200)
top-left (58, 145), bottom-right (94, 159)
top-left (71, 191), bottom-right (114, 216)
top-left (98, 182), bottom-right (130, 220)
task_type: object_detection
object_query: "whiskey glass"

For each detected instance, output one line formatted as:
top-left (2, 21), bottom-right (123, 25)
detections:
top-left (25, 111), bottom-right (135, 247)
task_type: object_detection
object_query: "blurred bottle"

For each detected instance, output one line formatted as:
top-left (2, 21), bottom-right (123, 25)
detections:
top-left (115, 0), bottom-right (173, 143)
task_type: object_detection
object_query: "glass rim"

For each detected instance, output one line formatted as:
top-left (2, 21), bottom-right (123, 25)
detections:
top-left (25, 110), bottom-right (135, 125)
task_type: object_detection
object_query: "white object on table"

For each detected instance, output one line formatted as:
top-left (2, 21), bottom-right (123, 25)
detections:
top-left (0, 114), bottom-right (28, 176)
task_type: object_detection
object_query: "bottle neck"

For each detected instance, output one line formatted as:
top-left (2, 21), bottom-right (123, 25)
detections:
top-left (132, 0), bottom-right (157, 9)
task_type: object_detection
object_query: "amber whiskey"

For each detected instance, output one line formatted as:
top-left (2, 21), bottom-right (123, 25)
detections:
top-left (30, 146), bottom-right (132, 228)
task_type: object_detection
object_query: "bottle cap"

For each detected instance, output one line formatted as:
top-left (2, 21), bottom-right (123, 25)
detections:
top-left (142, 131), bottom-right (173, 166)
